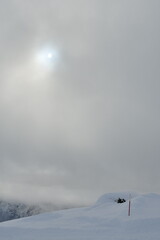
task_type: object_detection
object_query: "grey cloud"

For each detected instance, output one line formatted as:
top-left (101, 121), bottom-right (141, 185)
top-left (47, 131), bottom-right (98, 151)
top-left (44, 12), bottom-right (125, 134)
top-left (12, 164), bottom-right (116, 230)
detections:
top-left (0, 0), bottom-right (160, 205)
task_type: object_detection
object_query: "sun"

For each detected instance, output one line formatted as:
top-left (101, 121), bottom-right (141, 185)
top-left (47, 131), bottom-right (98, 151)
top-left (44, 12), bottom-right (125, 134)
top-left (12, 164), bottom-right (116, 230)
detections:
top-left (35, 47), bottom-right (59, 69)
top-left (47, 53), bottom-right (53, 59)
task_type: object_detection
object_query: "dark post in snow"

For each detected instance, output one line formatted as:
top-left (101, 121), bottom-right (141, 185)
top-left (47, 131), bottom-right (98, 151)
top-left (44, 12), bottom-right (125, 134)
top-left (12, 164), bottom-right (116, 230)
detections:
top-left (128, 194), bottom-right (131, 216)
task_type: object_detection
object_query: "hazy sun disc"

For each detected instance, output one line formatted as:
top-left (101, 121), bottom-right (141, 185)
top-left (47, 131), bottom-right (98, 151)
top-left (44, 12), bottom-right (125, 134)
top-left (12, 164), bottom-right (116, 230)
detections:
top-left (47, 53), bottom-right (53, 59)
top-left (35, 48), bottom-right (59, 69)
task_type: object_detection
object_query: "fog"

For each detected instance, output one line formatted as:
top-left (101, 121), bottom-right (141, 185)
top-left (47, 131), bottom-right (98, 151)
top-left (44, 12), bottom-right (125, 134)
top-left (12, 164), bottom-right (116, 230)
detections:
top-left (0, 0), bottom-right (160, 205)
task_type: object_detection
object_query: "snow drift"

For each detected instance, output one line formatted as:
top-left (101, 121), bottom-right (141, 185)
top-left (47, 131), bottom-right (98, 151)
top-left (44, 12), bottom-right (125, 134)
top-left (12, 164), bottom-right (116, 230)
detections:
top-left (0, 192), bottom-right (160, 240)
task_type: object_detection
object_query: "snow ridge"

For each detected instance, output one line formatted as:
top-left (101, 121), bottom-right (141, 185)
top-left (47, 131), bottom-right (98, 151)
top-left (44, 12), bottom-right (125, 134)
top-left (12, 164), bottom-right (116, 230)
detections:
top-left (0, 192), bottom-right (160, 240)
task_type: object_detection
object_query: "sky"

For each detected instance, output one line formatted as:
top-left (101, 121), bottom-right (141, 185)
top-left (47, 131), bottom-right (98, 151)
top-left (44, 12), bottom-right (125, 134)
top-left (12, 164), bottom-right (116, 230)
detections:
top-left (0, 0), bottom-right (160, 205)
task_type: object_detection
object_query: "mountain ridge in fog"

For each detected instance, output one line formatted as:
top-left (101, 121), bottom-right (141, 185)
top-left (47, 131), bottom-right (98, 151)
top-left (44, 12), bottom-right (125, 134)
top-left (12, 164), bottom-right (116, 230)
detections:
top-left (0, 199), bottom-right (81, 222)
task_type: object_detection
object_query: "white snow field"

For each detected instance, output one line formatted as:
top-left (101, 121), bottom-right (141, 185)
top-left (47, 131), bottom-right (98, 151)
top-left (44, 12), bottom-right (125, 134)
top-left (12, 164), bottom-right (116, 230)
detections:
top-left (0, 192), bottom-right (160, 240)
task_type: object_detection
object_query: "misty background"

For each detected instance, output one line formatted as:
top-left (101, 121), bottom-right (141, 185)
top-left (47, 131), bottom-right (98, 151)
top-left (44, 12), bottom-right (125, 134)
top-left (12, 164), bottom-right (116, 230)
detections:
top-left (0, 0), bottom-right (160, 205)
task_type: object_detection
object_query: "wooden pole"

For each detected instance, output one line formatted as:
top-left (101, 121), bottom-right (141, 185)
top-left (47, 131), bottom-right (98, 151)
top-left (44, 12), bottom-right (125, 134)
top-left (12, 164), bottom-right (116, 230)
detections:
top-left (128, 194), bottom-right (131, 216)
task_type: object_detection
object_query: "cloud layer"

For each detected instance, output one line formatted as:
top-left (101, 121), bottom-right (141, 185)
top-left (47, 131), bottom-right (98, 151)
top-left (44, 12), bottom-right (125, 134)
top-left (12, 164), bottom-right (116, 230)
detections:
top-left (1, 0), bottom-right (160, 204)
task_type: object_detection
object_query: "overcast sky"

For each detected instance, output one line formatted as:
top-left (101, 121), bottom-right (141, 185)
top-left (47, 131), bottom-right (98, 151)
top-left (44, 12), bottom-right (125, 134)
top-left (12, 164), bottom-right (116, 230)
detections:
top-left (0, 0), bottom-right (160, 205)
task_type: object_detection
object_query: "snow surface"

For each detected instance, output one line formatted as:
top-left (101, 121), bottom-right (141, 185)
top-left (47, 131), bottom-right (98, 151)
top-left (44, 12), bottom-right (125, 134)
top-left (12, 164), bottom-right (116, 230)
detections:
top-left (0, 192), bottom-right (160, 240)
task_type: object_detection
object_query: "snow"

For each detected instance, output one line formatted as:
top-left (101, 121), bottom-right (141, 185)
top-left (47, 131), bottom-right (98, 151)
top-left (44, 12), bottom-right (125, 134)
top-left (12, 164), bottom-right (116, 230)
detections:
top-left (0, 192), bottom-right (160, 240)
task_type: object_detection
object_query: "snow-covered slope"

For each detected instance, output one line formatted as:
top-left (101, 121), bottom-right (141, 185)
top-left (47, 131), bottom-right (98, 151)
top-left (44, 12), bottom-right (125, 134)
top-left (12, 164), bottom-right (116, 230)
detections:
top-left (0, 192), bottom-right (160, 240)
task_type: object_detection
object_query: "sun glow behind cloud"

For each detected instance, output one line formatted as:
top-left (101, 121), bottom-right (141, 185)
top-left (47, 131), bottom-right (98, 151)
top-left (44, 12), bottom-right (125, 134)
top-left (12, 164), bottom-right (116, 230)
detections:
top-left (35, 47), bottom-right (59, 70)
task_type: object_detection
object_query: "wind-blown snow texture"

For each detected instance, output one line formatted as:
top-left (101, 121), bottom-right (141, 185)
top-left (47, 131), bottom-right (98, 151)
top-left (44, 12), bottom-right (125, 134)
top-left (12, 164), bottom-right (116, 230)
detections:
top-left (0, 192), bottom-right (160, 240)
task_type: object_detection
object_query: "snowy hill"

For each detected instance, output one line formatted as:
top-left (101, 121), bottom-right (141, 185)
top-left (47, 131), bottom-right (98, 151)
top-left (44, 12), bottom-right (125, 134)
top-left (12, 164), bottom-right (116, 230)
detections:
top-left (0, 192), bottom-right (160, 240)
